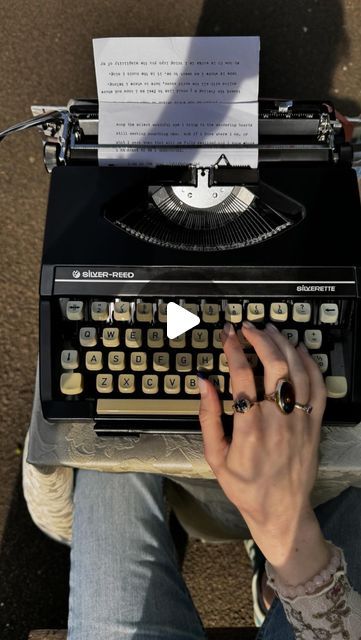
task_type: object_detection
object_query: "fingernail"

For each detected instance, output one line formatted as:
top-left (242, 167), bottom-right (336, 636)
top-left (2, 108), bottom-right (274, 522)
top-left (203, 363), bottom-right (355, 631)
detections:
top-left (298, 342), bottom-right (308, 353)
top-left (242, 320), bottom-right (255, 330)
top-left (265, 322), bottom-right (278, 333)
top-left (223, 322), bottom-right (235, 336)
top-left (197, 372), bottom-right (208, 395)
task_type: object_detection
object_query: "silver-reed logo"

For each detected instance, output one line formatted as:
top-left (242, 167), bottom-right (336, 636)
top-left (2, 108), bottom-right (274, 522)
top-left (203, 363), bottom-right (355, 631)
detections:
top-left (72, 270), bottom-right (81, 279)
top-left (80, 270), bottom-right (135, 279)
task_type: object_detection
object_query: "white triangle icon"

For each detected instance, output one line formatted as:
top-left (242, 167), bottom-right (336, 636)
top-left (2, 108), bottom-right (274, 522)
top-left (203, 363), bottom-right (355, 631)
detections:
top-left (167, 302), bottom-right (200, 339)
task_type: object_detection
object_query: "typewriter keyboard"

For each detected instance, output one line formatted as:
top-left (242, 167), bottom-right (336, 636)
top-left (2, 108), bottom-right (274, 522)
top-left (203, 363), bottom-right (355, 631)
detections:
top-left (55, 297), bottom-right (349, 418)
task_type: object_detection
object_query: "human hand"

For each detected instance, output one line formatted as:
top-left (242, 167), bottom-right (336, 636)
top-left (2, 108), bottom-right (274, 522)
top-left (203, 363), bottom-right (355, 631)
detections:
top-left (198, 321), bottom-right (327, 564)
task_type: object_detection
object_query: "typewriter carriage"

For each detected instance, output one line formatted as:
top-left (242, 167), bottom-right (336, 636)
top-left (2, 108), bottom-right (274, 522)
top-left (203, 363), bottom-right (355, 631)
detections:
top-left (24, 100), bottom-right (347, 253)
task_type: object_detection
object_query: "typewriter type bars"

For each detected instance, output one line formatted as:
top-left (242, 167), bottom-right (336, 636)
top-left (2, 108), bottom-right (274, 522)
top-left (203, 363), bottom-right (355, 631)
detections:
top-left (105, 168), bottom-right (304, 252)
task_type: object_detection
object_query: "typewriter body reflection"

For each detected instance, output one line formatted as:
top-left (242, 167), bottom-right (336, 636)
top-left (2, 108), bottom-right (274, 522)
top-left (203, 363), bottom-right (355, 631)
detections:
top-left (34, 99), bottom-right (361, 435)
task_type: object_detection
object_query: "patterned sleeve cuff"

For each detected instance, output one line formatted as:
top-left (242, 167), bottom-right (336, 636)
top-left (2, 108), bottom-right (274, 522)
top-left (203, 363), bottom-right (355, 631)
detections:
top-left (266, 549), bottom-right (361, 638)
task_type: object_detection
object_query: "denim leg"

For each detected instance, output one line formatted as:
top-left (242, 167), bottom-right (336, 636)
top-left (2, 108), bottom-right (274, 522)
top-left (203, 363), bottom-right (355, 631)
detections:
top-left (256, 486), bottom-right (361, 639)
top-left (166, 477), bottom-right (251, 541)
top-left (68, 470), bottom-right (206, 640)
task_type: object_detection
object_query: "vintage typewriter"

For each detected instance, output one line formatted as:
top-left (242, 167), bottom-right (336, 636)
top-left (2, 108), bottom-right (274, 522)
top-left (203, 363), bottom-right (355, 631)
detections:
top-left (10, 99), bottom-right (361, 435)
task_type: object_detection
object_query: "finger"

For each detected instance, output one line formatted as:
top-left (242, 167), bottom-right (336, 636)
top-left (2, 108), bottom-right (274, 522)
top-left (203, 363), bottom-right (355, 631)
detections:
top-left (296, 344), bottom-right (327, 418)
top-left (241, 321), bottom-right (289, 395)
top-left (221, 323), bottom-right (257, 401)
top-left (264, 323), bottom-right (309, 404)
top-left (198, 375), bottom-right (229, 471)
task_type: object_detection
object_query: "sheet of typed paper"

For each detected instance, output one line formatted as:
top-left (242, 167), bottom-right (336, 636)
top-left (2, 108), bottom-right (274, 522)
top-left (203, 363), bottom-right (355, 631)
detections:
top-left (93, 36), bottom-right (260, 167)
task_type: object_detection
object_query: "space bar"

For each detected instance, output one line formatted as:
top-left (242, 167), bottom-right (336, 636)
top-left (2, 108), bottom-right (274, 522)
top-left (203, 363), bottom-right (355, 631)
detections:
top-left (97, 399), bottom-right (234, 415)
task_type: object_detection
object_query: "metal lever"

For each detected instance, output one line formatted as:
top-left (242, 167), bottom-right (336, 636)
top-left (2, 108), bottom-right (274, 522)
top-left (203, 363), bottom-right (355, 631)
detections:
top-left (0, 110), bottom-right (67, 144)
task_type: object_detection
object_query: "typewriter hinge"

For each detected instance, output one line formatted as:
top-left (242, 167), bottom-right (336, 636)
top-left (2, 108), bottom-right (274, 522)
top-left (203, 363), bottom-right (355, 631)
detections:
top-left (40, 110), bottom-right (71, 173)
top-left (317, 112), bottom-right (333, 144)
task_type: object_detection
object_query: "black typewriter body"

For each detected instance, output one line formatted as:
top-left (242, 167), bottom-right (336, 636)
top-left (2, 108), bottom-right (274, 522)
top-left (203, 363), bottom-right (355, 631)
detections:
top-left (39, 148), bottom-right (361, 434)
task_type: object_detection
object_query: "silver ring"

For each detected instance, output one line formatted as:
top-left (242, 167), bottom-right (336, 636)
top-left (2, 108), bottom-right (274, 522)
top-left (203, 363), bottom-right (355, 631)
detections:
top-left (233, 398), bottom-right (258, 414)
top-left (294, 402), bottom-right (313, 415)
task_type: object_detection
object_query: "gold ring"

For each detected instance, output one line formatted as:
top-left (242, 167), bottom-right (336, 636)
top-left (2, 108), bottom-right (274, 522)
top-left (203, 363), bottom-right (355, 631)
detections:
top-left (264, 378), bottom-right (296, 415)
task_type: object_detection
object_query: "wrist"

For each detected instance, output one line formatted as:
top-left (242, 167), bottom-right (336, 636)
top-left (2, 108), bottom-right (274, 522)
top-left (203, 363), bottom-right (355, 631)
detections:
top-left (245, 504), bottom-right (317, 559)
top-left (266, 541), bottom-right (342, 598)
top-left (265, 517), bottom-right (332, 588)
top-left (248, 510), bottom-right (332, 587)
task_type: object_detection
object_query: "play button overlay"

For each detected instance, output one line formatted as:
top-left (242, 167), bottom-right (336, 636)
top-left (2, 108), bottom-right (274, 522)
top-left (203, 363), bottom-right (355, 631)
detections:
top-left (167, 302), bottom-right (200, 339)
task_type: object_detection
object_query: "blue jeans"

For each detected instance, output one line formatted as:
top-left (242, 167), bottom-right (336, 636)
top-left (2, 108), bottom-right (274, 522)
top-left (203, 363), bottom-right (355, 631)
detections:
top-left (68, 471), bottom-right (361, 639)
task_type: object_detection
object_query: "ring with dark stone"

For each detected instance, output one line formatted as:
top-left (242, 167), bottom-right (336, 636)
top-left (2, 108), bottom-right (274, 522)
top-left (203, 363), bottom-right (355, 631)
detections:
top-left (232, 398), bottom-right (258, 414)
top-left (264, 379), bottom-right (296, 415)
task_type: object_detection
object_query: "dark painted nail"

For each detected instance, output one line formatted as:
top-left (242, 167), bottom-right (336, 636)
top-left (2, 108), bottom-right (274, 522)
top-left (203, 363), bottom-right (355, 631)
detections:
top-left (265, 322), bottom-right (278, 333)
top-left (242, 320), bottom-right (255, 329)
top-left (223, 322), bottom-right (235, 336)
